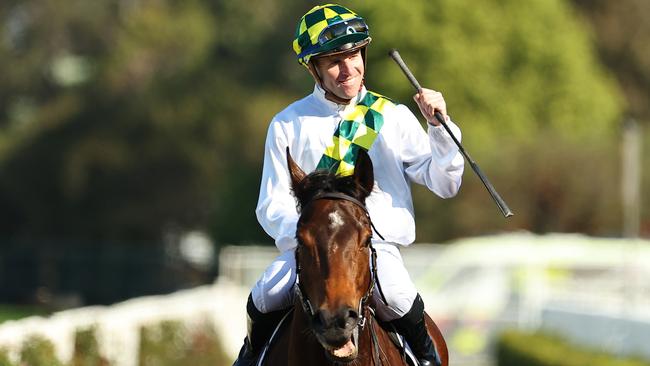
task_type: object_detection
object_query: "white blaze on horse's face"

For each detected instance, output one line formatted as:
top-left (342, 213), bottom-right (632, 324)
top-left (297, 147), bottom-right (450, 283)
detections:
top-left (328, 210), bottom-right (345, 229)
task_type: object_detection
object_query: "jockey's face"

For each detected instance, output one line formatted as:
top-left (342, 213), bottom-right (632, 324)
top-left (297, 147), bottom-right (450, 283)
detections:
top-left (313, 50), bottom-right (364, 100)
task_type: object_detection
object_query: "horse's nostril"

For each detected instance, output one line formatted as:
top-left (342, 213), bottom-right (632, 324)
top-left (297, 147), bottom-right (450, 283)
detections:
top-left (348, 309), bottom-right (359, 321)
top-left (316, 308), bottom-right (360, 330)
top-left (348, 310), bottom-right (360, 328)
top-left (337, 308), bottom-right (359, 329)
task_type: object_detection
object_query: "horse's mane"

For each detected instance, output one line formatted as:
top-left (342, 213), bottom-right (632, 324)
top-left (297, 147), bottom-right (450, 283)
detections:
top-left (292, 169), bottom-right (369, 212)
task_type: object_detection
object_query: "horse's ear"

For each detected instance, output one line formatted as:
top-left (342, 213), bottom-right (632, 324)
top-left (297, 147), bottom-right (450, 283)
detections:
top-left (353, 149), bottom-right (374, 198)
top-left (286, 147), bottom-right (306, 192)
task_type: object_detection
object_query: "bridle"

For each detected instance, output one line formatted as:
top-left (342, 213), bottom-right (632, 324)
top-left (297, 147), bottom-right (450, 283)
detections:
top-left (294, 191), bottom-right (383, 330)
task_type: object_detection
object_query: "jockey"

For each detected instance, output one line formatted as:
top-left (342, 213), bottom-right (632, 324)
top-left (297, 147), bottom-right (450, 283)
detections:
top-left (233, 4), bottom-right (464, 366)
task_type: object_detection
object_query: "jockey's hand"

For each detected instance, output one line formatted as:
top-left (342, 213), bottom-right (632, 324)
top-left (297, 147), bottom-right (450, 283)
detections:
top-left (413, 88), bottom-right (448, 126)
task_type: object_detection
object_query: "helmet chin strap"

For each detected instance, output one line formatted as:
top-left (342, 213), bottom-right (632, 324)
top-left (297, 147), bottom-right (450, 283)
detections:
top-left (308, 47), bottom-right (368, 105)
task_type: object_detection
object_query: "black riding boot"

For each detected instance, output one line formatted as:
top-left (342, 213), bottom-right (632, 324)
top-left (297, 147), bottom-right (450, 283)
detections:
top-left (232, 294), bottom-right (288, 366)
top-left (391, 294), bottom-right (441, 366)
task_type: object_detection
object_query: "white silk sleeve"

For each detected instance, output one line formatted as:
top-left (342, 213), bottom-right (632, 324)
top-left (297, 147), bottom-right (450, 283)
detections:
top-left (398, 105), bottom-right (464, 198)
top-left (255, 120), bottom-right (300, 252)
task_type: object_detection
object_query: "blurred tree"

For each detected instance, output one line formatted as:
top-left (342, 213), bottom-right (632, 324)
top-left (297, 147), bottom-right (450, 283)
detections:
top-left (0, 0), bottom-right (628, 251)
top-left (570, 0), bottom-right (650, 236)
top-left (0, 0), bottom-right (222, 240)
top-left (571, 0), bottom-right (650, 122)
top-left (347, 0), bottom-right (623, 238)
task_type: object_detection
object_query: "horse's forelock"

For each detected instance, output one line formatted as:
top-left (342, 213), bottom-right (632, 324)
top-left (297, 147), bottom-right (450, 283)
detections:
top-left (294, 170), bottom-right (368, 211)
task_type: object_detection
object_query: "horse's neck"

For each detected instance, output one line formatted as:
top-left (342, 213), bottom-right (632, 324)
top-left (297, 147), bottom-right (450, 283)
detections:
top-left (357, 309), bottom-right (385, 365)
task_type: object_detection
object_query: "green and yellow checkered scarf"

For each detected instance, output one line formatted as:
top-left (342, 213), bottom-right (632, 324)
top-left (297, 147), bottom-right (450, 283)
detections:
top-left (317, 91), bottom-right (395, 176)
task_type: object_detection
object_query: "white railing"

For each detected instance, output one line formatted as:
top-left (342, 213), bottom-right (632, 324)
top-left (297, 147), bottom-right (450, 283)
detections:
top-left (0, 279), bottom-right (248, 366)
top-left (2, 233), bottom-right (650, 366)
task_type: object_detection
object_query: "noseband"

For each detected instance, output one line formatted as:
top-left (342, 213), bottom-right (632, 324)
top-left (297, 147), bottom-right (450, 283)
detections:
top-left (294, 192), bottom-right (383, 330)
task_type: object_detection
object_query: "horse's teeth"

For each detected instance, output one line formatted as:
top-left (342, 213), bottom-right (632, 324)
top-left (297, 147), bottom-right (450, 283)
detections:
top-left (332, 339), bottom-right (356, 358)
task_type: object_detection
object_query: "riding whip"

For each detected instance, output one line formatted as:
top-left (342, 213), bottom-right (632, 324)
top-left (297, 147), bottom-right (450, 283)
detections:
top-left (388, 48), bottom-right (513, 218)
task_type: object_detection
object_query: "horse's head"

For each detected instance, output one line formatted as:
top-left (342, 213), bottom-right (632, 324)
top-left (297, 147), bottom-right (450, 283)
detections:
top-left (287, 147), bottom-right (375, 362)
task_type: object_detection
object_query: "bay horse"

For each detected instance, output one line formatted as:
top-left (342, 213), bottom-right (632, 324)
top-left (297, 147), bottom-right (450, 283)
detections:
top-left (262, 148), bottom-right (448, 365)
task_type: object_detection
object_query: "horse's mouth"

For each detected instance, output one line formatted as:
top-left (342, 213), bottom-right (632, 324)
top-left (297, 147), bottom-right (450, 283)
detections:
top-left (328, 338), bottom-right (356, 360)
top-left (320, 327), bottom-right (359, 363)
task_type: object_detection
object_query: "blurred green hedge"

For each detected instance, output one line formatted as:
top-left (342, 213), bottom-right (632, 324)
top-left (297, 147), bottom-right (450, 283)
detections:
top-left (0, 349), bottom-right (12, 366)
top-left (0, 320), bottom-right (231, 366)
top-left (138, 320), bottom-right (231, 366)
top-left (496, 329), bottom-right (650, 366)
top-left (20, 336), bottom-right (64, 366)
top-left (71, 327), bottom-right (107, 366)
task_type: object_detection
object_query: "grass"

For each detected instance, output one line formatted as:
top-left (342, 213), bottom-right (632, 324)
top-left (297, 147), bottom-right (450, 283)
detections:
top-left (0, 304), bottom-right (48, 324)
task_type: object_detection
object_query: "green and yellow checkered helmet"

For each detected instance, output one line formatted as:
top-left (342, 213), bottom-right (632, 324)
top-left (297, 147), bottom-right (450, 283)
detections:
top-left (293, 4), bottom-right (371, 67)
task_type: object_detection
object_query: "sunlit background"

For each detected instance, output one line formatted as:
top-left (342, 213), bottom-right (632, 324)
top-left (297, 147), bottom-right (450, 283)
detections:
top-left (0, 0), bottom-right (648, 365)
